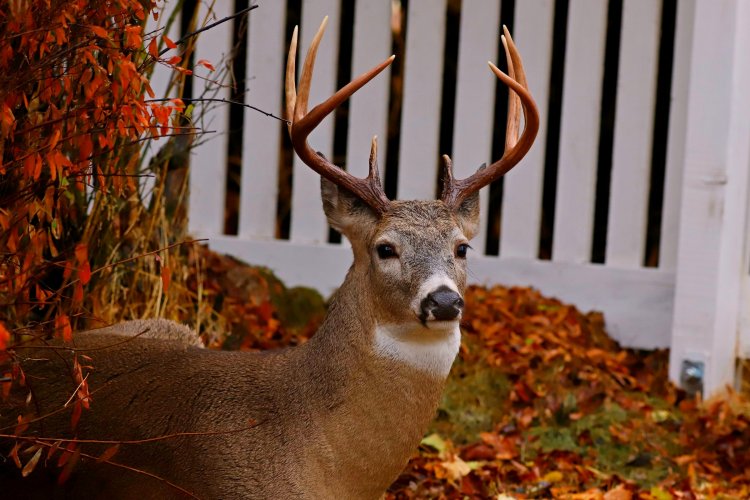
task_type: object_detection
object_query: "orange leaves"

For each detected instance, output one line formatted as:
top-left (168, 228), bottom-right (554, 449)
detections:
top-left (148, 37), bottom-right (159, 58)
top-left (55, 314), bottom-right (72, 342)
top-left (56, 443), bottom-right (81, 485)
top-left (69, 243), bottom-right (91, 287)
top-left (163, 34), bottom-right (177, 49)
top-left (97, 444), bottom-right (120, 463)
top-left (89, 25), bottom-right (109, 39)
top-left (48, 128), bottom-right (61, 150)
top-left (123, 25), bottom-right (142, 49)
top-left (196, 58), bottom-right (215, 71)
top-left (70, 400), bottom-right (83, 431)
top-left (161, 265), bottom-right (171, 292)
top-left (23, 153), bottom-right (42, 180)
top-left (79, 262), bottom-right (91, 285)
top-left (0, 103), bottom-right (15, 139)
top-left (0, 322), bottom-right (10, 351)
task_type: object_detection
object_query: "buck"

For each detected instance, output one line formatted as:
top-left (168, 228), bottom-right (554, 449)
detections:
top-left (1, 18), bottom-right (537, 499)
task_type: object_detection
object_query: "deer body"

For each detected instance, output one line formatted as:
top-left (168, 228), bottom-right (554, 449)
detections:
top-left (2, 19), bottom-right (538, 499)
top-left (2, 202), bottom-right (474, 499)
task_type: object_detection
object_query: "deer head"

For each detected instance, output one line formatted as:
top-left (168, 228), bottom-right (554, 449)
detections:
top-left (286, 18), bottom-right (539, 375)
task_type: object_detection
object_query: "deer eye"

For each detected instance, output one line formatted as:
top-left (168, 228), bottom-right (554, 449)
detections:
top-left (376, 243), bottom-right (398, 259)
top-left (456, 243), bottom-right (470, 259)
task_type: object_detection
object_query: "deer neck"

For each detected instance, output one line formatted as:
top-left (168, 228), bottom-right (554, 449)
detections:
top-left (298, 268), bottom-right (460, 497)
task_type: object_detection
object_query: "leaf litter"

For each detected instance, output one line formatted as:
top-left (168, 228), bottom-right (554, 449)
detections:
top-left (385, 285), bottom-right (750, 499)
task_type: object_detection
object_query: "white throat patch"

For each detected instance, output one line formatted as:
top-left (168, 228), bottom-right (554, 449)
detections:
top-left (372, 322), bottom-right (461, 378)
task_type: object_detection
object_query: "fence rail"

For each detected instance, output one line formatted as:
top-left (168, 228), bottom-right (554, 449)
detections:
top-left (147, 0), bottom-right (750, 395)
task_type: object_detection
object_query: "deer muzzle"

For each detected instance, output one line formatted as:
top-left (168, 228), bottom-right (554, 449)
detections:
top-left (420, 286), bottom-right (464, 323)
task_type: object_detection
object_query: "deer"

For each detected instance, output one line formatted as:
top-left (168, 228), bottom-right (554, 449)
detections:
top-left (0, 18), bottom-right (538, 500)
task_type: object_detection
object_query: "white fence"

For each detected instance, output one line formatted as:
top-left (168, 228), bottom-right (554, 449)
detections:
top-left (150, 0), bottom-right (750, 395)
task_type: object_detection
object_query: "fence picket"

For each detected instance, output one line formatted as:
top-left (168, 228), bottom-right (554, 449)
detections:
top-left (239, 2), bottom-right (286, 239)
top-left (397, 0), bottom-right (447, 201)
top-left (345, 1), bottom-right (391, 180)
top-left (140, 7), bottom-right (181, 205)
top-left (450, 0), bottom-right (501, 254)
top-left (188, 1), bottom-right (233, 237)
top-left (605, 0), bottom-right (661, 268)
top-left (290, 0), bottom-right (342, 243)
top-left (499, 0), bottom-right (555, 258)
top-left (552, 0), bottom-right (608, 263)
top-left (660, 0), bottom-right (695, 270)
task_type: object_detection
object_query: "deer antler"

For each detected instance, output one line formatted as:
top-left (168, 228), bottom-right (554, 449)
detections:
top-left (441, 26), bottom-right (539, 209)
top-left (286, 17), bottom-right (395, 215)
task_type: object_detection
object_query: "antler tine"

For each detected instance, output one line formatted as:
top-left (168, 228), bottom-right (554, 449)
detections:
top-left (285, 26), bottom-right (298, 134)
top-left (441, 28), bottom-right (539, 209)
top-left (369, 136), bottom-right (382, 185)
top-left (286, 18), bottom-right (395, 214)
top-left (502, 27), bottom-right (521, 151)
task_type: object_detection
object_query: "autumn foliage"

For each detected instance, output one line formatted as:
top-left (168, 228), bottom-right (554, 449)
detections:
top-left (0, 0), bottom-right (192, 342)
top-left (0, 0), bottom-right (199, 471)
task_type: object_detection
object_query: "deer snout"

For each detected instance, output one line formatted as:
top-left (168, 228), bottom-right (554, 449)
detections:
top-left (420, 286), bottom-right (464, 322)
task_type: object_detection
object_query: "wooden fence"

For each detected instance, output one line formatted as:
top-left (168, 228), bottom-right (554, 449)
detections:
top-left (147, 0), bottom-right (750, 395)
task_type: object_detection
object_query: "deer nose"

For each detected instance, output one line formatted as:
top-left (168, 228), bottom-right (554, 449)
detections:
top-left (420, 286), bottom-right (464, 321)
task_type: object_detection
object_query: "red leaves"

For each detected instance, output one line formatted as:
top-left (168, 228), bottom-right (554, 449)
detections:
top-left (123, 25), bottom-right (142, 49)
top-left (161, 265), bottom-right (171, 293)
top-left (96, 444), bottom-right (120, 463)
top-left (0, 322), bottom-right (10, 351)
top-left (22, 153), bottom-right (42, 180)
top-left (89, 25), bottom-right (108, 39)
top-left (196, 58), bottom-right (215, 71)
top-left (57, 444), bottom-right (81, 485)
top-left (0, 0), bottom-right (185, 339)
top-left (0, 103), bottom-right (15, 139)
top-left (163, 34), bottom-right (177, 49)
top-left (55, 313), bottom-right (72, 342)
top-left (148, 37), bottom-right (158, 58)
top-left (70, 400), bottom-right (83, 431)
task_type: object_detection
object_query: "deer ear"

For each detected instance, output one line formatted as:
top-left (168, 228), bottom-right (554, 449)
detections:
top-left (321, 176), bottom-right (379, 236)
top-left (455, 190), bottom-right (480, 240)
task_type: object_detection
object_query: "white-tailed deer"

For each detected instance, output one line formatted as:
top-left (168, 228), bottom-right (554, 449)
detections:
top-left (1, 18), bottom-right (537, 499)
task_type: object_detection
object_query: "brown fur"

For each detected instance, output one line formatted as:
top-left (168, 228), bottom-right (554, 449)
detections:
top-left (0, 182), bottom-right (479, 499)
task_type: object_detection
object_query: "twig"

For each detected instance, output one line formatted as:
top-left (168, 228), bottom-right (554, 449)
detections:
top-left (0, 382), bottom-right (113, 433)
top-left (146, 97), bottom-right (289, 124)
top-left (13, 327), bottom-right (152, 353)
top-left (92, 239), bottom-right (208, 275)
top-left (63, 373), bottom-right (89, 408)
top-left (0, 423), bottom-right (257, 447)
top-left (158, 4), bottom-right (259, 57)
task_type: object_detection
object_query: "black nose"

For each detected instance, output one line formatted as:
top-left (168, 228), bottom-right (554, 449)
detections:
top-left (420, 286), bottom-right (464, 322)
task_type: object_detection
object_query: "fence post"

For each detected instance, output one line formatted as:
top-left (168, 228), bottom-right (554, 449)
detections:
top-left (669, 0), bottom-right (750, 395)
